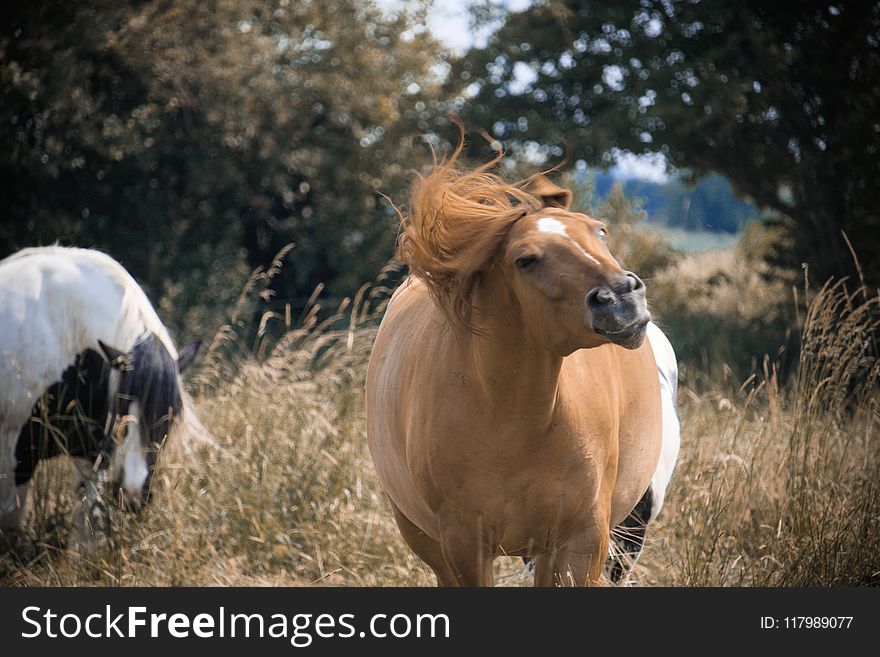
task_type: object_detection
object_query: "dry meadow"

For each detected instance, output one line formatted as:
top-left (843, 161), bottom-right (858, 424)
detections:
top-left (2, 246), bottom-right (878, 587)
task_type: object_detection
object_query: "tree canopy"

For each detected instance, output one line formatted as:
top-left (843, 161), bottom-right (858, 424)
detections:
top-left (457, 0), bottom-right (880, 286)
top-left (1, 0), bottom-right (449, 336)
top-left (3, 0), bottom-right (878, 344)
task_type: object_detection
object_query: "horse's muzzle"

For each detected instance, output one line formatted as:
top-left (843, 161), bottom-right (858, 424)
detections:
top-left (587, 272), bottom-right (650, 349)
top-left (113, 481), bottom-right (150, 513)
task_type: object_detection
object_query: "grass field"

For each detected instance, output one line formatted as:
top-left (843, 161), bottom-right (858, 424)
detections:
top-left (1, 252), bottom-right (878, 587)
top-left (643, 223), bottom-right (739, 253)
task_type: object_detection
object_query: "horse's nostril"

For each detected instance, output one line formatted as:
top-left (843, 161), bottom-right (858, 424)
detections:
top-left (625, 272), bottom-right (644, 293)
top-left (587, 287), bottom-right (615, 309)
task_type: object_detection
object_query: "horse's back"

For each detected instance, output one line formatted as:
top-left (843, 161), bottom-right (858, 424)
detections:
top-left (0, 247), bottom-right (170, 428)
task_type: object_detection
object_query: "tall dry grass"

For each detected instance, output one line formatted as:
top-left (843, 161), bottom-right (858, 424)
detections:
top-left (640, 279), bottom-right (879, 586)
top-left (1, 256), bottom-right (878, 587)
top-left (1, 258), bottom-right (433, 586)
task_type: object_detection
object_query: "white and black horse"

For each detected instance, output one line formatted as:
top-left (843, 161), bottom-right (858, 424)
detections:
top-left (0, 246), bottom-right (200, 533)
top-left (606, 322), bottom-right (680, 582)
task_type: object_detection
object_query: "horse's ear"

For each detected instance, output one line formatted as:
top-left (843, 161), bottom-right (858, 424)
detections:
top-left (99, 340), bottom-right (131, 369)
top-left (526, 175), bottom-right (573, 210)
top-left (176, 340), bottom-right (201, 373)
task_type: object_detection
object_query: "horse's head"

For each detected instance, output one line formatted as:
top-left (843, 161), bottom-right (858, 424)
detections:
top-left (400, 151), bottom-right (650, 355)
top-left (98, 334), bottom-right (200, 509)
top-left (500, 176), bottom-right (650, 355)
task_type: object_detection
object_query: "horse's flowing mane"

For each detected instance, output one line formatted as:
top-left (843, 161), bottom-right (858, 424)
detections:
top-left (397, 143), bottom-right (542, 332)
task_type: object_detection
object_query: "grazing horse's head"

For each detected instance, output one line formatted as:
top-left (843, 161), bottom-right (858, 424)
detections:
top-left (500, 176), bottom-right (649, 355)
top-left (398, 150), bottom-right (650, 355)
top-left (98, 335), bottom-right (200, 508)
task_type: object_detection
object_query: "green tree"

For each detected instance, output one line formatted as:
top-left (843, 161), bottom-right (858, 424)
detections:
top-left (456, 1), bottom-right (880, 287)
top-left (560, 171), bottom-right (677, 278)
top-left (1, 0), bottom-right (447, 337)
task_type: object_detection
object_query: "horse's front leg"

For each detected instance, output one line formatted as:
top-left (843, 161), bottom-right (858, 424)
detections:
top-left (534, 513), bottom-right (611, 587)
top-left (1, 435), bottom-right (22, 533)
top-left (0, 481), bottom-right (30, 534)
top-left (69, 459), bottom-right (112, 548)
top-left (439, 522), bottom-right (495, 586)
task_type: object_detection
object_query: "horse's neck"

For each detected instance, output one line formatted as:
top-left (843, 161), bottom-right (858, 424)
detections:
top-left (467, 276), bottom-right (563, 422)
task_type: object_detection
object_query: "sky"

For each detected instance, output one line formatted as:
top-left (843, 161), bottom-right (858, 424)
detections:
top-left (378, 0), bottom-right (670, 183)
top-left (426, 0), bottom-right (532, 53)
top-left (611, 151), bottom-right (670, 183)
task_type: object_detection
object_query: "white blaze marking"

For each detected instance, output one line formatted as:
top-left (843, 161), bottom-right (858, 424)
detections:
top-left (537, 217), bottom-right (568, 236)
top-left (120, 401), bottom-right (149, 500)
top-left (536, 217), bottom-right (600, 265)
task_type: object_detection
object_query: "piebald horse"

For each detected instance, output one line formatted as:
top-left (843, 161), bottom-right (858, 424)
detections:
top-left (366, 154), bottom-right (679, 586)
top-left (0, 246), bottom-right (200, 534)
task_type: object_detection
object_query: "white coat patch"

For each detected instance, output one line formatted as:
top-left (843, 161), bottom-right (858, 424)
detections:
top-left (119, 401), bottom-right (150, 499)
top-left (646, 321), bottom-right (681, 521)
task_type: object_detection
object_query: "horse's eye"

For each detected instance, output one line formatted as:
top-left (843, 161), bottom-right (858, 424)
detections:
top-left (598, 227), bottom-right (608, 241)
top-left (516, 255), bottom-right (539, 270)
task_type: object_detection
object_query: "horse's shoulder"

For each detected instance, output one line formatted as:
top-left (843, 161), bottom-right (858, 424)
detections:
top-left (385, 277), bottom-right (438, 324)
top-left (389, 275), bottom-right (426, 303)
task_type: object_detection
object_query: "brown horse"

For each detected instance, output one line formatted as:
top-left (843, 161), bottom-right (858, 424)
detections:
top-left (366, 150), bottom-right (678, 586)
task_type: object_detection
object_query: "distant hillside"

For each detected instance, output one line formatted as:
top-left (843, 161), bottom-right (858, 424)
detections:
top-left (592, 171), bottom-right (761, 234)
top-left (641, 224), bottom-right (739, 253)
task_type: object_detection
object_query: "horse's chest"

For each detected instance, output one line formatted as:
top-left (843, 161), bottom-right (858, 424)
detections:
top-left (494, 476), bottom-right (600, 554)
top-left (420, 417), bottom-right (613, 549)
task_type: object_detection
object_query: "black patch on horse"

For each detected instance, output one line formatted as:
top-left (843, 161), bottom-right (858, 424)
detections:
top-left (608, 486), bottom-right (654, 583)
top-left (14, 349), bottom-right (111, 486)
top-left (13, 332), bottom-right (183, 506)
